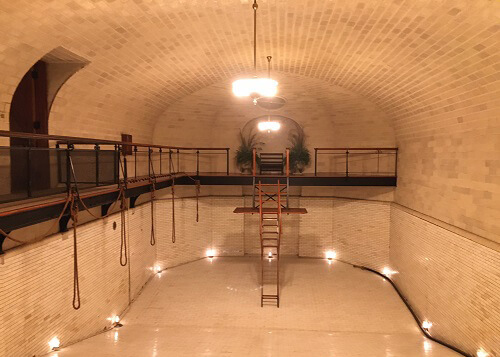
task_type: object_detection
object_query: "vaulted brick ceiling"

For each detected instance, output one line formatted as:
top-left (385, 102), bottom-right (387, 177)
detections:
top-left (0, 0), bottom-right (498, 141)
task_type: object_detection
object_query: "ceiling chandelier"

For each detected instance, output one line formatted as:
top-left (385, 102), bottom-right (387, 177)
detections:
top-left (258, 116), bottom-right (281, 132)
top-left (232, 0), bottom-right (278, 98)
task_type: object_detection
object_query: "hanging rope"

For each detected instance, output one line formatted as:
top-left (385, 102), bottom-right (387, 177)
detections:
top-left (0, 194), bottom-right (73, 246)
top-left (150, 181), bottom-right (156, 246)
top-left (148, 149), bottom-right (157, 246)
top-left (120, 188), bottom-right (128, 267)
top-left (70, 192), bottom-right (81, 310)
top-left (195, 180), bottom-right (201, 222)
top-left (76, 188), bottom-right (125, 220)
top-left (171, 178), bottom-right (176, 243)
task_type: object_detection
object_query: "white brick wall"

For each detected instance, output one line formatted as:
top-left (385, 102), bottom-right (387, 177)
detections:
top-left (0, 195), bottom-right (498, 357)
top-left (0, 204), bottom-right (155, 357)
top-left (155, 195), bottom-right (246, 269)
top-left (126, 204), bottom-right (157, 299)
top-left (390, 205), bottom-right (500, 357)
top-left (298, 197), bottom-right (391, 272)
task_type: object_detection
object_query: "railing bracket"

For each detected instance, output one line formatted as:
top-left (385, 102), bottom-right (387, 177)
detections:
top-left (0, 231), bottom-right (7, 255)
top-left (101, 203), bottom-right (113, 217)
top-left (129, 195), bottom-right (140, 208)
top-left (59, 215), bottom-right (71, 233)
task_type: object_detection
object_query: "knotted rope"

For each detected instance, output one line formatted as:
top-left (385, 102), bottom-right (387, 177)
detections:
top-left (119, 186), bottom-right (128, 267)
top-left (150, 181), bottom-right (156, 246)
top-left (195, 180), bottom-right (201, 223)
top-left (70, 191), bottom-right (81, 310)
top-left (171, 177), bottom-right (176, 243)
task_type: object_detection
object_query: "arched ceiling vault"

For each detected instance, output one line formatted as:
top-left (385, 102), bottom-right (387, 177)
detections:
top-left (0, 0), bottom-right (498, 141)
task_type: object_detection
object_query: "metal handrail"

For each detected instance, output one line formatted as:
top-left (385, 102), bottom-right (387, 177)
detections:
top-left (314, 147), bottom-right (398, 177)
top-left (0, 130), bottom-right (229, 151)
top-left (314, 147), bottom-right (399, 151)
top-left (0, 130), bottom-right (231, 204)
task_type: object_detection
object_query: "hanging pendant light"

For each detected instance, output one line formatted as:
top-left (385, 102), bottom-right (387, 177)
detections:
top-left (232, 0), bottom-right (278, 98)
top-left (258, 118), bottom-right (281, 132)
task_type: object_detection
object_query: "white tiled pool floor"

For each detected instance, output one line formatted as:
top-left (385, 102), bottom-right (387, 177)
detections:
top-left (49, 257), bottom-right (460, 356)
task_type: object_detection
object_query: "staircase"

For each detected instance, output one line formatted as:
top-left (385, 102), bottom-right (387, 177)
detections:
top-left (258, 181), bottom-right (283, 307)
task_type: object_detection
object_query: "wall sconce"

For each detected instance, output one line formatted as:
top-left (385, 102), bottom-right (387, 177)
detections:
top-left (48, 337), bottom-right (60, 351)
top-left (325, 251), bottom-right (336, 261)
top-left (477, 349), bottom-right (489, 357)
top-left (206, 249), bottom-right (216, 258)
top-left (422, 320), bottom-right (432, 331)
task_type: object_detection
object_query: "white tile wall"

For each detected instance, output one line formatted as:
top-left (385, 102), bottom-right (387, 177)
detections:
top-left (390, 205), bottom-right (500, 357)
top-left (0, 203), bottom-right (155, 357)
top-left (1, 195), bottom-right (498, 357)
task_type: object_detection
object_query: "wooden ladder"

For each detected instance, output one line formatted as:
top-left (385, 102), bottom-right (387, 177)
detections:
top-left (258, 181), bottom-right (282, 307)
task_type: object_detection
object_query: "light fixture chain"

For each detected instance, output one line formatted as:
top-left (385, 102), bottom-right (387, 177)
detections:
top-left (253, 0), bottom-right (258, 73)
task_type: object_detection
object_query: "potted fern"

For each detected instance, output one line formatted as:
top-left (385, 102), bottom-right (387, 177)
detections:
top-left (289, 131), bottom-right (310, 174)
top-left (236, 130), bottom-right (261, 173)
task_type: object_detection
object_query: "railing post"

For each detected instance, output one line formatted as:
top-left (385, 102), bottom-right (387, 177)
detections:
top-left (395, 149), bottom-right (398, 178)
top-left (56, 143), bottom-right (62, 184)
top-left (148, 147), bottom-right (151, 178)
top-left (134, 146), bottom-right (137, 179)
top-left (169, 149), bottom-right (172, 175)
top-left (95, 144), bottom-right (100, 187)
top-left (27, 147), bottom-right (32, 198)
top-left (314, 148), bottom-right (318, 176)
top-left (115, 144), bottom-right (120, 186)
top-left (196, 150), bottom-right (200, 176)
top-left (177, 149), bottom-right (180, 173)
top-left (377, 149), bottom-right (380, 174)
top-left (66, 143), bottom-right (73, 194)
top-left (345, 149), bottom-right (349, 178)
top-left (286, 148), bottom-right (290, 177)
top-left (252, 176), bottom-right (256, 208)
top-left (252, 148), bottom-right (256, 177)
top-left (226, 148), bottom-right (230, 175)
top-left (159, 148), bottom-right (162, 175)
top-left (123, 153), bottom-right (128, 188)
top-left (252, 148), bottom-right (256, 208)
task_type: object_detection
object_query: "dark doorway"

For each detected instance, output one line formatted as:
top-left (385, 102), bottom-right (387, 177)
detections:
top-left (9, 60), bottom-right (50, 195)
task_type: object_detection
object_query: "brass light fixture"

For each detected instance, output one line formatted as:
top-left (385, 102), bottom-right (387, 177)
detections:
top-left (232, 0), bottom-right (278, 98)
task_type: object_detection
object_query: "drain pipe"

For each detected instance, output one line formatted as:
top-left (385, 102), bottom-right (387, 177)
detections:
top-left (353, 265), bottom-right (473, 357)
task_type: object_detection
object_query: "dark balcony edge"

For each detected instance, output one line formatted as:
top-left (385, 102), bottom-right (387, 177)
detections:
top-left (0, 174), bottom-right (396, 236)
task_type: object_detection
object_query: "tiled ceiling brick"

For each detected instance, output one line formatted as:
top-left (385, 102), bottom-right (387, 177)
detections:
top-left (0, 0), bottom-right (498, 240)
top-left (0, 0), bottom-right (497, 142)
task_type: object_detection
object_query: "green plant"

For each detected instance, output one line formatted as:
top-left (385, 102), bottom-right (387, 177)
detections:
top-left (236, 130), bottom-right (260, 173)
top-left (289, 131), bottom-right (310, 173)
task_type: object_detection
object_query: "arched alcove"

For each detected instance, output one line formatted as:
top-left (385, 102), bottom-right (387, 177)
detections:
top-left (8, 47), bottom-right (88, 194)
top-left (240, 115), bottom-right (304, 153)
